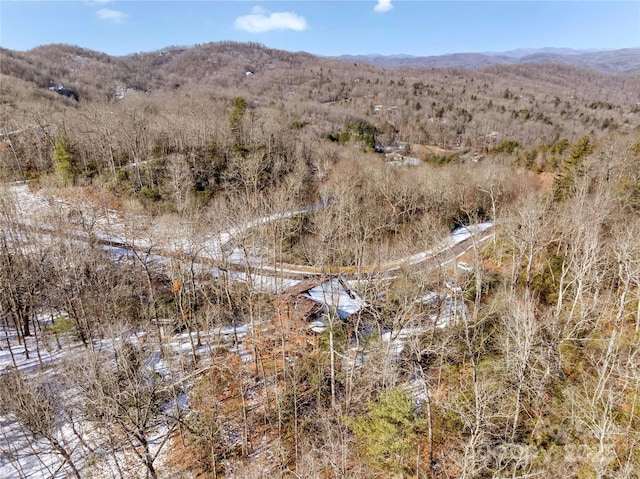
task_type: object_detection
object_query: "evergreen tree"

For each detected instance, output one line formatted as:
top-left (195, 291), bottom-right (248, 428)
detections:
top-left (349, 388), bottom-right (422, 475)
top-left (229, 96), bottom-right (248, 146)
top-left (53, 130), bottom-right (77, 184)
top-left (553, 135), bottom-right (593, 201)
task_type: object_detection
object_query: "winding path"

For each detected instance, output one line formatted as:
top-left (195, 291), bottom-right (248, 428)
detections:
top-left (2, 183), bottom-right (494, 291)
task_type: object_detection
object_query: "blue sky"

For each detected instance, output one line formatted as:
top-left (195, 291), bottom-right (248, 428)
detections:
top-left (1, 1), bottom-right (638, 56)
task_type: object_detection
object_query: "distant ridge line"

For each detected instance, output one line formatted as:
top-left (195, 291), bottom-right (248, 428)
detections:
top-left (328, 48), bottom-right (640, 74)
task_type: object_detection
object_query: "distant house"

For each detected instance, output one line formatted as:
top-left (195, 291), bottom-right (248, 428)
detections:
top-left (384, 151), bottom-right (422, 167)
top-left (48, 84), bottom-right (79, 101)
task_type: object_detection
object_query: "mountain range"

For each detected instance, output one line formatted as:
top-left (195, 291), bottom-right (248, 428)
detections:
top-left (1, 42), bottom-right (638, 113)
top-left (329, 48), bottom-right (640, 73)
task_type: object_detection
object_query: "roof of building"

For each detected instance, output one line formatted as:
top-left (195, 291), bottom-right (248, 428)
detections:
top-left (278, 276), bottom-right (366, 319)
top-left (301, 277), bottom-right (365, 319)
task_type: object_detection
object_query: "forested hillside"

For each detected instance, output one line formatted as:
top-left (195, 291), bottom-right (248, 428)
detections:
top-left (1, 42), bottom-right (639, 478)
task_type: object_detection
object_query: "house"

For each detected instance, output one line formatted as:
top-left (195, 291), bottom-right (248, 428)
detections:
top-left (274, 279), bottom-right (326, 332)
top-left (273, 276), bottom-right (367, 335)
top-left (48, 84), bottom-right (79, 101)
top-left (385, 152), bottom-right (422, 167)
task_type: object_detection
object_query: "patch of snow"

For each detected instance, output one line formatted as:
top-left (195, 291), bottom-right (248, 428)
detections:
top-left (417, 291), bottom-right (468, 327)
top-left (444, 280), bottom-right (463, 294)
top-left (308, 319), bottom-right (326, 333)
top-left (457, 261), bottom-right (474, 272)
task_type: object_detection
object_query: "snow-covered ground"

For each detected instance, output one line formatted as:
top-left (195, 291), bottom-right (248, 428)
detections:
top-left (2, 183), bottom-right (494, 290)
top-left (1, 182), bottom-right (494, 477)
top-left (0, 314), bottom-right (256, 479)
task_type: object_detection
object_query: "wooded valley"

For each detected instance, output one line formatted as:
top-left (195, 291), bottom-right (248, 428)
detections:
top-left (1, 42), bottom-right (639, 478)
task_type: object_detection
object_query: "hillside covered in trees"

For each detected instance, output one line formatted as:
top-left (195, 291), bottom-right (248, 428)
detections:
top-left (1, 42), bottom-right (640, 478)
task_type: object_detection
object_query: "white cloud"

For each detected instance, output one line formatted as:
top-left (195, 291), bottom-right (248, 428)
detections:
top-left (92, 0), bottom-right (113, 4)
top-left (234, 7), bottom-right (308, 33)
top-left (96, 8), bottom-right (128, 24)
top-left (250, 5), bottom-right (267, 15)
top-left (374, 0), bottom-right (393, 13)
